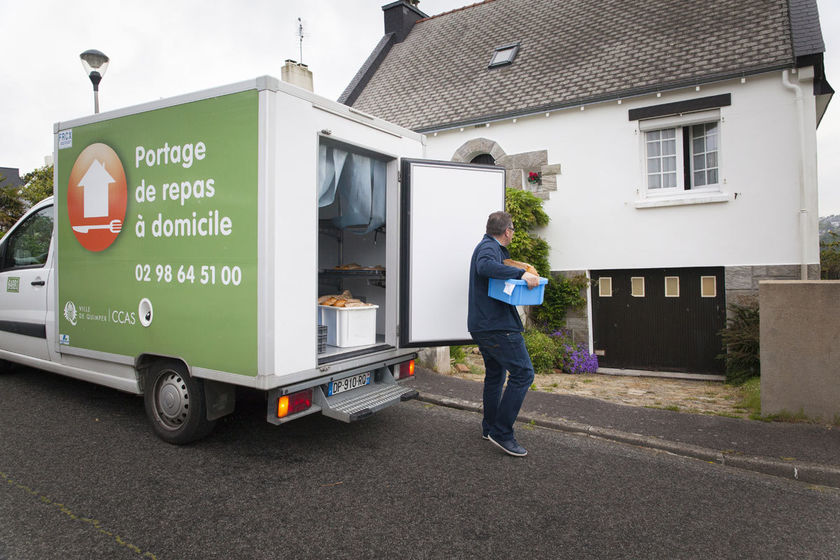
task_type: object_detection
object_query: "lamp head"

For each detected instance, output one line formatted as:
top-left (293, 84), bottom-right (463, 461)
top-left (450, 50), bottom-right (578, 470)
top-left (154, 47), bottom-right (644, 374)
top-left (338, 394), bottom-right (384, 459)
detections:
top-left (80, 49), bottom-right (109, 83)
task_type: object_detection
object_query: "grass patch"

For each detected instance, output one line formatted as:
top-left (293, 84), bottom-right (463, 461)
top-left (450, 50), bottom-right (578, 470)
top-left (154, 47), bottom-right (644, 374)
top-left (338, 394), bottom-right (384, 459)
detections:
top-left (467, 364), bottom-right (484, 376)
top-left (711, 412), bottom-right (744, 419)
top-left (644, 405), bottom-right (681, 412)
top-left (449, 345), bottom-right (466, 364)
top-left (734, 379), bottom-right (840, 425)
top-left (734, 377), bottom-right (761, 417)
top-left (762, 410), bottom-right (811, 423)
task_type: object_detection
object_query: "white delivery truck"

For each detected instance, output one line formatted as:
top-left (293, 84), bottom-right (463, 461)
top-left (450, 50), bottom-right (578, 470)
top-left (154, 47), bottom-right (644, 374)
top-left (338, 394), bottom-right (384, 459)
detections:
top-left (0, 76), bottom-right (505, 443)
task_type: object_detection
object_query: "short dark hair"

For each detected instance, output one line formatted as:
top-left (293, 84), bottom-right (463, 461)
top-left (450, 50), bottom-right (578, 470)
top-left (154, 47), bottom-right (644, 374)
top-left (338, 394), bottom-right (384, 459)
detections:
top-left (486, 211), bottom-right (513, 236)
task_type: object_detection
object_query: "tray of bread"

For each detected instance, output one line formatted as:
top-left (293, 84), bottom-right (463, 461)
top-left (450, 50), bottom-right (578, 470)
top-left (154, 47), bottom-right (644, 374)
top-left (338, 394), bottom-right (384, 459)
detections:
top-left (317, 290), bottom-right (375, 308)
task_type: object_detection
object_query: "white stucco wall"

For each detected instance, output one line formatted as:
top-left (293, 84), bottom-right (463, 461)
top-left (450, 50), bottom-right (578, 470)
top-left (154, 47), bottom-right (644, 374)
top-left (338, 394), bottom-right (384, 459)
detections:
top-left (423, 69), bottom-right (821, 272)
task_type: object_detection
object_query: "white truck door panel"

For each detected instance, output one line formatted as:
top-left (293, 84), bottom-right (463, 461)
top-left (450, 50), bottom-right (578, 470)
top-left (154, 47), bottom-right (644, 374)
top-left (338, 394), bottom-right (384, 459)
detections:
top-left (0, 204), bottom-right (53, 360)
top-left (400, 160), bottom-right (505, 347)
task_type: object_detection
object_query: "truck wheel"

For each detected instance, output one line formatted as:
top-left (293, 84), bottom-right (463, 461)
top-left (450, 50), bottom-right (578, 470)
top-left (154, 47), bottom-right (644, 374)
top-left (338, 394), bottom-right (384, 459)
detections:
top-left (144, 360), bottom-right (216, 444)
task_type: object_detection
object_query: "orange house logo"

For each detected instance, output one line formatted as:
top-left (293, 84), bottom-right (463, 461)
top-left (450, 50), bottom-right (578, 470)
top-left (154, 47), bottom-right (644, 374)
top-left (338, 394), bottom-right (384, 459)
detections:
top-left (67, 143), bottom-right (127, 252)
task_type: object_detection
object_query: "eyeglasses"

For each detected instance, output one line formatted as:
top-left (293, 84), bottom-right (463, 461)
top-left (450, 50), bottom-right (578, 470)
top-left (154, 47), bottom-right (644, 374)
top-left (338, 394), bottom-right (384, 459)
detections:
top-left (506, 226), bottom-right (515, 232)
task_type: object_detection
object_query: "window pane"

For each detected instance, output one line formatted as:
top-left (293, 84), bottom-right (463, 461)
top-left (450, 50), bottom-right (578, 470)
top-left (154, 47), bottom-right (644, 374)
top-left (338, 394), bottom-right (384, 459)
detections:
top-left (665, 276), bottom-right (680, 297)
top-left (694, 171), bottom-right (706, 186)
top-left (693, 154), bottom-right (705, 170)
top-left (631, 277), bottom-right (645, 297)
top-left (646, 128), bottom-right (680, 191)
top-left (706, 133), bottom-right (718, 151)
top-left (701, 276), bottom-right (716, 298)
top-left (649, 175), bottom-right (661, 189)
top-left (599, 277), bottom-right (612, 297)
top-left (707, 169), bottom-right (718, 184)
top-left (693, 137), bottom-right (705, 153)
top-left (3, 206), bottom-right (54, 270)
top-left (706, 152), bottom-right (718, 168)
top-left (491, 47), bottom-right (516, 66)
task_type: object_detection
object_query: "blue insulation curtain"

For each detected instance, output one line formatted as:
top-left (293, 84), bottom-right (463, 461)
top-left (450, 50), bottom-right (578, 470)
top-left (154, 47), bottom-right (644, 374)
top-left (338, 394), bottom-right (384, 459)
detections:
top-left (317, 145), bottom-right (386, 234)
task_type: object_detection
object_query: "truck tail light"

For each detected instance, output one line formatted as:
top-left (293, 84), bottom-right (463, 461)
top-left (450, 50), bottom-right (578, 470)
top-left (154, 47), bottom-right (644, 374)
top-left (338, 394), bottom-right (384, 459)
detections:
top-left (277, 388), bottom-right (313, 418)
top-left (397, 359), bottom-right (415, 380)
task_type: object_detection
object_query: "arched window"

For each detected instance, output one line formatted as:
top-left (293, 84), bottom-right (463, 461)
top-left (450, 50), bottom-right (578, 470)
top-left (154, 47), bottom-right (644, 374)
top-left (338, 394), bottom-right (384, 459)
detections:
top-left (470, 153), bottom-right (495, 165)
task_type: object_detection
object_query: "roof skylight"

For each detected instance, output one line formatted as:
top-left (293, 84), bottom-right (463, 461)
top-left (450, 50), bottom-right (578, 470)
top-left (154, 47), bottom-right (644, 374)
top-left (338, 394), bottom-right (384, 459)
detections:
top-left (488, 43), bottom-right (520, 68)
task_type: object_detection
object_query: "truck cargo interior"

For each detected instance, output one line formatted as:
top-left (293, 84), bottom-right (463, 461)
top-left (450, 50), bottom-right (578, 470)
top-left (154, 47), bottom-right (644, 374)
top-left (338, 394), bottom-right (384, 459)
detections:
top-left (317, 137), bottom-right (393, 362)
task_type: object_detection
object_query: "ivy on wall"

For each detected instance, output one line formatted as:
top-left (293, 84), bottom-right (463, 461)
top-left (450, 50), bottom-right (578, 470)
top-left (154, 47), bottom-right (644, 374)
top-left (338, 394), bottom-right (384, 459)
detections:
top-left (505, 187), bottom-right (587, 332)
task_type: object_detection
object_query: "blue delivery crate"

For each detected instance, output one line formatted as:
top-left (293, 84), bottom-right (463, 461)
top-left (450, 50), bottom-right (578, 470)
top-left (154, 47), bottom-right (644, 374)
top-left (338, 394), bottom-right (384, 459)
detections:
top-left (488, 277), bottom-right (548, 305)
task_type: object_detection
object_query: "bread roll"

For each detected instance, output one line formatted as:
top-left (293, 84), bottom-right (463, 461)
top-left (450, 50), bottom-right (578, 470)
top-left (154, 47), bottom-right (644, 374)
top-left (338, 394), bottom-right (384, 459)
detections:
top-left (503, 258), bottom-right (538, 276)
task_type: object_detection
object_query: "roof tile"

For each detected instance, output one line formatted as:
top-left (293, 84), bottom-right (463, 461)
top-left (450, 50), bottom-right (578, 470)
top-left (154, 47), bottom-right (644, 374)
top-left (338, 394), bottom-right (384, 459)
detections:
top-left (348, 0), bottom-right (815, 130)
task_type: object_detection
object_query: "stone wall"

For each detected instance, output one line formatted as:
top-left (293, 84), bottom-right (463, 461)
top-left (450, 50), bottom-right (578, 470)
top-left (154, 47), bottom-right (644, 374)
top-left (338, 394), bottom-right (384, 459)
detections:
top-left (725, 264), bottom-right (820, 307)
top-left (553, 270), bottom-right (590, 346)
top-left (451, 137), bottom-right (560, 200)
top-left (760, 281), bottom-right (840, 421)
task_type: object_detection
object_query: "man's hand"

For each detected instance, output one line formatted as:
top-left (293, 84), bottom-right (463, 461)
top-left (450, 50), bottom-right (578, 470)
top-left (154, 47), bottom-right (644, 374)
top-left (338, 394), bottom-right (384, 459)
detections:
top-left (522, 271), bottom-right (540, 289)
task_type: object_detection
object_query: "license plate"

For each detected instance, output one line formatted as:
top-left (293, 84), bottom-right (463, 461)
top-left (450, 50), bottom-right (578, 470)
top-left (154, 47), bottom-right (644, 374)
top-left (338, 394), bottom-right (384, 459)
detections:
top-left (328, 372), bottom-right (371, 396)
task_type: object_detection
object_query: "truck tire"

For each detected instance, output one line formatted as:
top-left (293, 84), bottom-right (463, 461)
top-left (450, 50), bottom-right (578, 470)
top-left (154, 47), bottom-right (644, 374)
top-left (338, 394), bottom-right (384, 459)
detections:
top-left (144, 360), bottom-right (216, 444)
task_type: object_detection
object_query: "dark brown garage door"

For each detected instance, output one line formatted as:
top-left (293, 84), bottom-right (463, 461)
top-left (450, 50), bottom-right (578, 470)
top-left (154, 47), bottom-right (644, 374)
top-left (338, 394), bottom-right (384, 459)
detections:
top-left (591, 267), bottom-right (725, 374)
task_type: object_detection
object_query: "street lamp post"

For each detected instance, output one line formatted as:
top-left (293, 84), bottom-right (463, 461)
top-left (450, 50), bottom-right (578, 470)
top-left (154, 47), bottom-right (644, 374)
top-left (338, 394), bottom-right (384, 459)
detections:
top-left (79, 49), bottom-right (110, 114)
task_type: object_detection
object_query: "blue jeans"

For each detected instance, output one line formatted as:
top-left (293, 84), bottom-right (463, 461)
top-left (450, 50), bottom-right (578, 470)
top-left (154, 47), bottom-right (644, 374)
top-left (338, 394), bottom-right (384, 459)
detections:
top-left (471, 330), bottom-right (535, 442)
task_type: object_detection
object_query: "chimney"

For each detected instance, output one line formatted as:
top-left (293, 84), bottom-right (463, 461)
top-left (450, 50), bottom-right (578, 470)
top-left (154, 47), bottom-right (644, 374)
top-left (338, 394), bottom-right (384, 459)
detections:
top-left (281, 59), bottom-right (314, 92)
top-left (382, 1), bottom-right (427, 43)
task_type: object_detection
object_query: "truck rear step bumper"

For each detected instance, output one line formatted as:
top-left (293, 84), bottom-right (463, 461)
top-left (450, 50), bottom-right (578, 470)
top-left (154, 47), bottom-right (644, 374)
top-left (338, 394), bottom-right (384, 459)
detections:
top-left (315, 379), bottom-right (418, 422)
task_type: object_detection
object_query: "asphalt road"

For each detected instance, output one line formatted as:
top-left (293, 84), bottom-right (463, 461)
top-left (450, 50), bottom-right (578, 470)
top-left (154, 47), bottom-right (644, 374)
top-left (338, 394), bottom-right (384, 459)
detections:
top-left (1, 366), bottom-right (839, 560)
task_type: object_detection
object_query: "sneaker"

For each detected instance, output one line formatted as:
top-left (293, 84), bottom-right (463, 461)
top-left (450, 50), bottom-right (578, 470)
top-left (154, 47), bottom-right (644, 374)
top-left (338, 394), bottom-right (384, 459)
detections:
top-left (482, 430), bottom-right (490, 440)
top-left (487, 435), bottom-right (527, 457)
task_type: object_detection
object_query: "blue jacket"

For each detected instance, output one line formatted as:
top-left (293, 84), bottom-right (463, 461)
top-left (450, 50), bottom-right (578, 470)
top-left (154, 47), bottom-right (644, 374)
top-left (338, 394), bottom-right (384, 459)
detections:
top-left (468, 234), bottom-right (526, 333)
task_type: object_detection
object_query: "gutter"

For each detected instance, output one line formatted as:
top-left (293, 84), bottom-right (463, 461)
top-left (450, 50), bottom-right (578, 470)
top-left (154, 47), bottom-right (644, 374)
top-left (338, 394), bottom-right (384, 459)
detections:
top-left (416, 63), bottom-right (794, 134)
top-left (781, 69), bottom-right (809, 281)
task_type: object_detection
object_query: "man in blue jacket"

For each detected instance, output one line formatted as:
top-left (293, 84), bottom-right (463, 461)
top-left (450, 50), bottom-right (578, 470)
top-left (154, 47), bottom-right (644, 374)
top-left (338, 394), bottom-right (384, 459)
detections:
top-left (469, 211), bottom-right (540, 457)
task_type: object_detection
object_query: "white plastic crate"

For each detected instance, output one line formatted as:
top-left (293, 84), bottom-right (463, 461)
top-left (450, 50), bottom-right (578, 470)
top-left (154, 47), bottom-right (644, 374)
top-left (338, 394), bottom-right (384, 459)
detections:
top-left (318, 305), bottom-right (379, 347)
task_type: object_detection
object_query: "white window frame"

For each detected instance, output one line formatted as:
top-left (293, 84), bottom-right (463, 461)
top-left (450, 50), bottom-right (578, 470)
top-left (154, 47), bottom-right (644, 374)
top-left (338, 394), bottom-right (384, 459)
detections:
top-left (636, 109), bottom-right (730, 208)
top-left (700, 276), bottom-right (717, 298)
top-left (630, 277), bottom-right (645, 297)
top-left (598, 277), bottom-right (612, 297)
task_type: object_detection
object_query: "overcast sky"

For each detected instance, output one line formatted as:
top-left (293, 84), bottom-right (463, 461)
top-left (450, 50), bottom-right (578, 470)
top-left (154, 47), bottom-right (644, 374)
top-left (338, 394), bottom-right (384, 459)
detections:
top-left (2, 0), bottom-right (838, 215)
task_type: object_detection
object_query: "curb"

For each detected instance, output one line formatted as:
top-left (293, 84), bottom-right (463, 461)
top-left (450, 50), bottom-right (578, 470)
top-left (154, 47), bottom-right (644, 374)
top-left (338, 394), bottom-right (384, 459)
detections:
top-left (417, 393), bottom-right (840, 489)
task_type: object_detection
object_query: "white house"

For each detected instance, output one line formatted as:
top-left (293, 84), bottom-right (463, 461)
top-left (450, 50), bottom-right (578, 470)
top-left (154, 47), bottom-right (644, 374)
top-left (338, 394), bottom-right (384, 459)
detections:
top-left (340, 0), bottom-right (833, 375)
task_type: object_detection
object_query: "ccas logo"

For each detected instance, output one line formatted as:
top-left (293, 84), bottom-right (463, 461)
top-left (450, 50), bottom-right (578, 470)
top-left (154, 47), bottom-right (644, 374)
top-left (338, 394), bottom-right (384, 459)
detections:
top-left (63, 301), bottom-right (77, 326)
top-left (67, 143), bottom-right (127, 252)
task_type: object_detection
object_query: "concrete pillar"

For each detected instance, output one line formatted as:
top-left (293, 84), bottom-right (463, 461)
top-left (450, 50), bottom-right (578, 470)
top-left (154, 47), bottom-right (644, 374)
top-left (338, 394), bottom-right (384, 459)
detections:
top-left (760, 280), bottom-right (840, 421)
top-left (417, 346), bottom-right (451, 374)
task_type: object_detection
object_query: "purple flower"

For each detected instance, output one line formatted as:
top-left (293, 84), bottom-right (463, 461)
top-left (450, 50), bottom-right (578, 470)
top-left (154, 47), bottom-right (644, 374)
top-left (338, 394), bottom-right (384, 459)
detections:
top-left (561, 342), bottom-right (598, 374)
